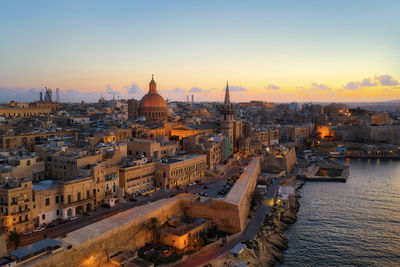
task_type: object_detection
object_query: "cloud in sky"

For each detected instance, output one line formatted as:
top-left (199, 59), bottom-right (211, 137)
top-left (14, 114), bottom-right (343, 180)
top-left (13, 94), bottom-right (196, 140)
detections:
top-left (343, 77), bottom-right (378, 90)
top-left (343, 81), bottom-right (360, 90)
top-left (228, 85), bottom-right (247, 92)
top-left (265, 84), bottom-right (280, 90)
top-left (106, 84), bottom-right (119, 96)
top-left (360, 78), bottom-right (377, 87)
top-left (125, 82), bottom-right (143, 94)
top-left (189, 87), bottom-right (202, 93)
top-left (310, 83), bottom-right (331, 91)
top-left (375, 75), bottom-right (399, 86)
top-left (169, 88), bottom-right (186, 93)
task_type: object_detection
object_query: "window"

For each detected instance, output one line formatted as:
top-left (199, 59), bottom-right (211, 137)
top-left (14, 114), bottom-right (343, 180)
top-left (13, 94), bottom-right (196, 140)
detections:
top-left (27, 160), bottom-right (31, 166)
top-left (42, 214), bottom-right (45, 220)
top-left (56, 210), bottom-right (60, 216)
top-left (45, 198), bottom-right (50, 206)
top-left (68, 195), bottom-right (71, 203)
top-left (87, 190), bottom-right (90, 199)
top-left (77, 192), bottom-right (81, 201)
top-left (55, 196), bottom-right (59, 204)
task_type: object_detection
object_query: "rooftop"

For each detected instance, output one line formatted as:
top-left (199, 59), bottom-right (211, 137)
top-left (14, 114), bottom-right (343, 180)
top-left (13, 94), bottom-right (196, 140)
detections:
top-left (32, 180), bottom-right (59, 191)
top-left (10, 238), bottom-right (62, 260)
top-left (225, 157), bottom-right (261, 205)
top-left (157, 154), bottom-right (205, 165)
top-left (161, 217), bottom-right (209, 236)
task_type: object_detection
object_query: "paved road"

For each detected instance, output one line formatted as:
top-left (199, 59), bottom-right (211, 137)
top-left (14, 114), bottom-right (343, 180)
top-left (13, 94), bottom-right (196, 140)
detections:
top-left (175, 166), bottom-right (300, 267)
top-left (17, 161), bottom-right (246, 248)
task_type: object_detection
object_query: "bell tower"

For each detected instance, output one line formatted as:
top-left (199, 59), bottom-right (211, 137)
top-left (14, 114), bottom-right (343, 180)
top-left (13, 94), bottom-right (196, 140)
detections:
top-left (221, 81), bottom-right (234, 156)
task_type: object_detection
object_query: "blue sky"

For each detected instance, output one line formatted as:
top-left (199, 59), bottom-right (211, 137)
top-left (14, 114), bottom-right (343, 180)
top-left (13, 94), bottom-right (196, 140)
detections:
top-left (0, 0), bottom-right (399, 102)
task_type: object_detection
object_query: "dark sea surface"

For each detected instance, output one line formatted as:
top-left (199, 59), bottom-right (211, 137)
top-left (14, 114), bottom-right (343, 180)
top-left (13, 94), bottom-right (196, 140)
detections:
top-left (279, 158), bottom-right (400, 267)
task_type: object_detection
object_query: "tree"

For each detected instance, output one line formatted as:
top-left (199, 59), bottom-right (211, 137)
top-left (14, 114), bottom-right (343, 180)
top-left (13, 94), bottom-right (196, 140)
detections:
top-left (9, 230), bottom-right (21, 250)
top-left (143, 217), bottom-right (161, 246)
top-left (251, 189), bottom-right (263, 209)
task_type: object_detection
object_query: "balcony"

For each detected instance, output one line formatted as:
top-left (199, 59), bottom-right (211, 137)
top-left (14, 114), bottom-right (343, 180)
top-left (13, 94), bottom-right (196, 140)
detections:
top-left (63, 196), bottom-right (95, 208)
top-left (12, 219), bottom-right (29, 226)
top-left (11, 208), bottom-right (30, 215)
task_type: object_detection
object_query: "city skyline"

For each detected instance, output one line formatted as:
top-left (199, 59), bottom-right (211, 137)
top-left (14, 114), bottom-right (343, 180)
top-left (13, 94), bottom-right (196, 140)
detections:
top-left (1, 0), bottom-right (400, 102)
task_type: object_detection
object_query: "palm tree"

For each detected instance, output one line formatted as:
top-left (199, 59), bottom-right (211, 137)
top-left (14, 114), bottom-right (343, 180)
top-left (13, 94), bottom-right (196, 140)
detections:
top-left (9, 230), bottom-right (21, 250)
top-left (143, 217), bottom-right (161, 246)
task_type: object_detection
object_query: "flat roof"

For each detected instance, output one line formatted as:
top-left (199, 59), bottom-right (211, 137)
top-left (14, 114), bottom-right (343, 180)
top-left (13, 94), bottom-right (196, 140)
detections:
top-left (225, 157), bottom-right (260, 205)
top-left (161, 218), bottom-right (209, 236)
top-left (10, 238), bottom-right (61, 259)
top-left (32, 180), bottom-right (59, 190)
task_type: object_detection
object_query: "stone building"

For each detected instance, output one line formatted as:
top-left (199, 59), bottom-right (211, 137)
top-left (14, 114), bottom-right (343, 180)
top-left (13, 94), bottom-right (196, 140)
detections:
top-left (59, 176), bottom-right (95, 218)
top-left (127, 138), bottom-right (178, 159)
top-left (0, 130), bottom-right (77, 151)
top-left (127, 99), bottom-right (139, 120)
top-left (0, 179), bottom-right (33, 233)
top-left (119, 161), bottom-right (156, 197)
top-left (155, 155), bottom-right (207, 189)
top-left (182, 135), bottom-right (222, 169)
top-left (32, 180), bottom-right (62, 227)
top-left (261, 146), bottom-right (297, 174)
top-left (0, 107), bottom-right (52, 118)
top-left (0, 152), bottom-right (45, 181)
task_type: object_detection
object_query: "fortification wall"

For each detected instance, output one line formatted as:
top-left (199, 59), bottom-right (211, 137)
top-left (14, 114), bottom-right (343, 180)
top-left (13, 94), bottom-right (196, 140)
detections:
top-left (31, 195), bottom-right (193, 267)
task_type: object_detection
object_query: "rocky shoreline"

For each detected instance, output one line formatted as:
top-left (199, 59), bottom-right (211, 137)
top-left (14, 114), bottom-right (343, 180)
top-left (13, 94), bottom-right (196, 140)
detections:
top-left (245, 180), bottom-right (303, 266)
top-left (211, 179), bottom-right (304, 267)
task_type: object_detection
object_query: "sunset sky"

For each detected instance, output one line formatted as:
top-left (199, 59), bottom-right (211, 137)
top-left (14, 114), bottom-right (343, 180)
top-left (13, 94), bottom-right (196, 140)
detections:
top-left (1, 0), bottom-right (399, 103)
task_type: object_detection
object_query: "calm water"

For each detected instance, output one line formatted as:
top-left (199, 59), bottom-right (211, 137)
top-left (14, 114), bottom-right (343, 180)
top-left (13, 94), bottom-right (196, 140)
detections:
top-left (280, 158), bottom-right (400, 267)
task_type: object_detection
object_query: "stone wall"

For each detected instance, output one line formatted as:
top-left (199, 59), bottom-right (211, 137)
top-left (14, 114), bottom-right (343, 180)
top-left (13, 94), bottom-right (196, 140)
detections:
top-left (187, 157), bottom-right (261, 234)
top-left (261, 148), bottom-right (296, 174)
top-left (335, 125), bottom-right (400, 145)
top-left (31, 195), bottom-right (193, 267)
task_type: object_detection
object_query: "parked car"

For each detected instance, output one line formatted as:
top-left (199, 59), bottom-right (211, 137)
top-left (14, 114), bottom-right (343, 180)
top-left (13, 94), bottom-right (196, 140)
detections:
top-left (23, 231), bottom-right (32, 236)
top-left (34, 227), bottom-right (45, 232)
top-left (102, 203), bottom-right (111, 208)
top-left (203, 185), bottom-right (209, 189)
top-left (69, 216), bottom-right (78, 221)
top-left (56, 218), bottom-right (66, 224)
top-left (47, 222), bottom-right (56, 228)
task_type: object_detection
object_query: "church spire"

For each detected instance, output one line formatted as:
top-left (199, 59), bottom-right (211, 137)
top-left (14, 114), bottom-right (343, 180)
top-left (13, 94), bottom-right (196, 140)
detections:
top-left (224, 81), bottom-right (230, 107)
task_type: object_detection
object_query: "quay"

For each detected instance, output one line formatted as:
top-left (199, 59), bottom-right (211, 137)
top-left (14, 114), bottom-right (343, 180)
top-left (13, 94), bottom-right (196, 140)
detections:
top-left (301, 163), bottom-right (349, 182)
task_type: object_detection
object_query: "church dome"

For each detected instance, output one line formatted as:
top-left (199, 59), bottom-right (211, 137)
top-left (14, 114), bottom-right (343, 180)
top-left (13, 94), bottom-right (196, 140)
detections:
top-left (138, 75), bottom-right (169, 122)
top-left (139, 91), bottom-right (167, 109)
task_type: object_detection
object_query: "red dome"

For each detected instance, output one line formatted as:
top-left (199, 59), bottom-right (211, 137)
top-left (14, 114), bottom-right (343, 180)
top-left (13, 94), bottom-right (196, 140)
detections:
top-left (139, 91), bottom-right (167, 109)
